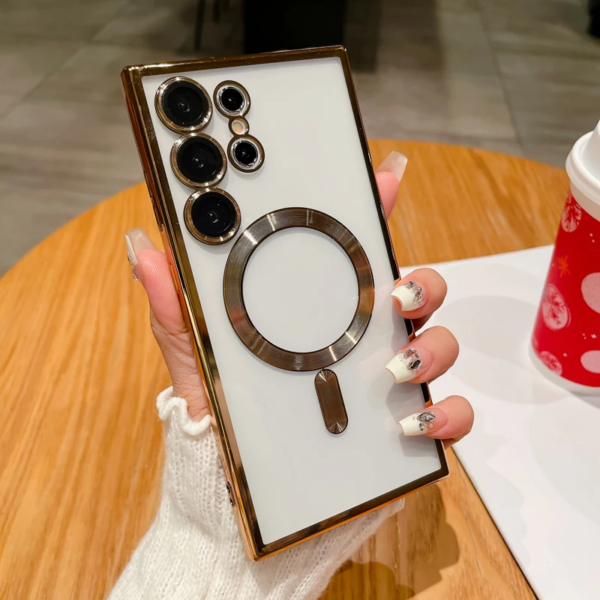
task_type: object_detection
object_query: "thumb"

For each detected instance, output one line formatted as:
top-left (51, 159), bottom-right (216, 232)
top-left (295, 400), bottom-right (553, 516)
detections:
top-left (125, 228), bottom-right (208, 420)
top-left (126, 228), bottom-right (186, 335)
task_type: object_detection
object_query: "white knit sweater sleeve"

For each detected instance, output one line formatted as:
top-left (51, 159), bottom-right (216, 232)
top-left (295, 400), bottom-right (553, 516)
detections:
top-left (109, 388), bottom-right (404, 600)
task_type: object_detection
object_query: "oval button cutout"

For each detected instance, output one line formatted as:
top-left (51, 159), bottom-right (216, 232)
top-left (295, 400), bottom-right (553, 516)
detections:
top-left (314, 369), bottom-right (348, 434)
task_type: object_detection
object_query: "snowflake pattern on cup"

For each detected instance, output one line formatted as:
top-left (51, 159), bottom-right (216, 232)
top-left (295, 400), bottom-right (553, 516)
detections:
top-left (542, 283), bottom-right (571, 331)
top-left (561, 191), bottom-right (582, 232)
top-left (539, 351), bottom-right (563, 375)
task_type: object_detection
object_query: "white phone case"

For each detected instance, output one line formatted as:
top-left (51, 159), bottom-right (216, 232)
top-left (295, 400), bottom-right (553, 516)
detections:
top-left (122, 47), bottom-right (448, 560)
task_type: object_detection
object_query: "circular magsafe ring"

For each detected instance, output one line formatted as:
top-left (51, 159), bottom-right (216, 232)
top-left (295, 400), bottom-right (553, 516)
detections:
top-left (223, 207), bottom-right (375, 372)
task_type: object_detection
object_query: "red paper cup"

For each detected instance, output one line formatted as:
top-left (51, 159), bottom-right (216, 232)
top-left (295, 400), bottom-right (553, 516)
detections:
top-left (531, 120), bottom-right (600, 393)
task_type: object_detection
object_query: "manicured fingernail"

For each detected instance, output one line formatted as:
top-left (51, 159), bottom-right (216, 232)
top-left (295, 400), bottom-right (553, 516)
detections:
top-left (399, 408), bottom-right (447, 437)
top-left (391, 280), bottom-right (425, 311)
top-left (377, 151), bottom-right (408, 183)
top-left (386, 348), bottom-right (422, 383)
top-left (125, 228), bottom-right (154, 266)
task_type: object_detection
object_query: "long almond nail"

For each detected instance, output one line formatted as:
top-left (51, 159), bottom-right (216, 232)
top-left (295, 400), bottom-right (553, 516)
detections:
top-left (391, 280), bottom-right (425, 311)
top-left (399, 408), bottom-right (447, 436)
top-left (125, 228), bottom-right (154, 266)
top-left (386, 348), bottom-right (422, 383)
top-left (376, 151), bottom-right (408, 183)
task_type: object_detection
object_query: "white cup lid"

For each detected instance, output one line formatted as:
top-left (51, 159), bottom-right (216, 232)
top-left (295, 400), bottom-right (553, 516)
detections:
top-left (567, 119), bottom-right (600, 206)
top-left (582, 120), bottom-right (600, 181)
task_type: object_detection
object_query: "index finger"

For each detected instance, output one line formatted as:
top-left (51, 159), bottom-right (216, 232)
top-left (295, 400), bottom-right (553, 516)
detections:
top-left (375, 151), bottom-right (407, 218)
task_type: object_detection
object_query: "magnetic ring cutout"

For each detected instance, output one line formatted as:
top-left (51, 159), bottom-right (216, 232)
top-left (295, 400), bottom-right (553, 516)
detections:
top-left (184, 188), bottom-right (241, 245)
top-left (155, 76), bottom-right (212, 133)
top-left (223, 208), bottom-right (375, 372)
top-left (214, 80), bottom-right (251, 118)
top-left (228, 135), bottom-right (264, 173)
top-left (171, 133), bottom-right (227, 188)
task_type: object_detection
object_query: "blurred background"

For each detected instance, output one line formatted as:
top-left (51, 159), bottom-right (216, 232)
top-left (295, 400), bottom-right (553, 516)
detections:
top-left (0, 0), bottom-right (599, 275)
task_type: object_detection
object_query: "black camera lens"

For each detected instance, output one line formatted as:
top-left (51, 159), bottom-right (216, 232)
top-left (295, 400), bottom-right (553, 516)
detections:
top-left (234, 140), bottom-right (258, 166)
top-left (188, 191), bottom-right (240, 241)
top-left (214, 81), bottom-right (250, 117)
top-left (220, 87), bottom-right (245, 113)
top-left (229, 136), bottom-right (264, 172)
top-left (157, 78), bottom-right (211, 131)
top-left (175, 135), bottom-right (225, 186)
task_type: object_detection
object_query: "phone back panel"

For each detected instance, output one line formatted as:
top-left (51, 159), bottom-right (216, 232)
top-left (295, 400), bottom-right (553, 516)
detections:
top-left (130, 49), bottom-right (447, 555)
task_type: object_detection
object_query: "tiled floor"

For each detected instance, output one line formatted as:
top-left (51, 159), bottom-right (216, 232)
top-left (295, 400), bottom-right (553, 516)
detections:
top-left (0, 0), bottom-right (599, 274)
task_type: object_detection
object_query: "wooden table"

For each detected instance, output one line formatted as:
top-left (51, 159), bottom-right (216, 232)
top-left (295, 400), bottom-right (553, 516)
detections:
top-left (0, 141), bottom-right (567, 599)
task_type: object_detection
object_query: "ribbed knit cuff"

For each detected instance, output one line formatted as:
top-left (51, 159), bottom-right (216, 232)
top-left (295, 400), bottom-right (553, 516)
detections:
top-left (157, 387), bottom-right (212, 435)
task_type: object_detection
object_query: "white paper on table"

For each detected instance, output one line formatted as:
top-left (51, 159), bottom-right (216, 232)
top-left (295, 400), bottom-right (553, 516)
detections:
top-left (403, 245), bottom-right (600, 600)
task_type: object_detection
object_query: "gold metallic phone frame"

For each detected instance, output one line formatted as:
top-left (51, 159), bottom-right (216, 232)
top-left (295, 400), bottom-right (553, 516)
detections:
top-left (121, 46), bottom-right (448, 561)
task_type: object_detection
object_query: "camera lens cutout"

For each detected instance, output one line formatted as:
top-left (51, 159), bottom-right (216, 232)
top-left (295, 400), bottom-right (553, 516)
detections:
top-left (156, 77), bottom-right (212, 133)
top-left (228, 135), bottom-right (264, 173)
top-left (214, 80), bottom-right (250, 117)
top-left (184, 189), bottom-right (241, 245)
top-left (171, 133), bottom-right (227, 188)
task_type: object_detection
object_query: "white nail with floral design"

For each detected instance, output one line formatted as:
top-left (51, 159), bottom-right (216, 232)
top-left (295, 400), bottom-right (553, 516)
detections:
top-left (399, 411), bottom-right (436, 436)
top-left (391, 280), bottom-right (425, 312)
top-left (385, 348), bottom-right (422, 383)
